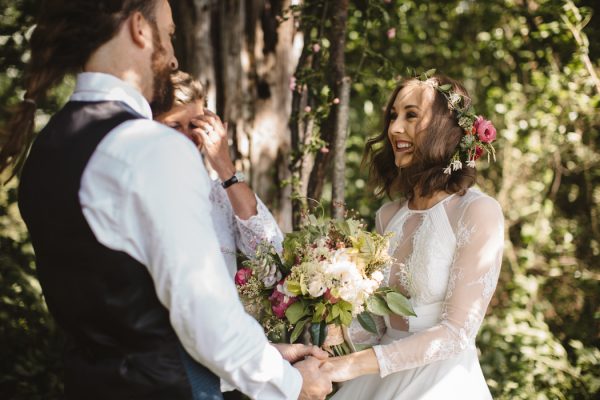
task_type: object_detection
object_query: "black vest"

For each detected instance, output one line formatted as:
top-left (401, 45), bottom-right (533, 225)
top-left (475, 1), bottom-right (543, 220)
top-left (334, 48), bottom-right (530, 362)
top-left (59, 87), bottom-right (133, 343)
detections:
top-left (18, 101), bottom-right (220, 399)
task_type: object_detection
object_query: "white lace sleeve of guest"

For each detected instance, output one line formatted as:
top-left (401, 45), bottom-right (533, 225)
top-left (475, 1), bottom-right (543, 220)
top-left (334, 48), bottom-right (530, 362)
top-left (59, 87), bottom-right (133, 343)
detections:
top-left (373, 196), bottom-right (504, 377)
top-left (234, 196), bottom-right (284, 257)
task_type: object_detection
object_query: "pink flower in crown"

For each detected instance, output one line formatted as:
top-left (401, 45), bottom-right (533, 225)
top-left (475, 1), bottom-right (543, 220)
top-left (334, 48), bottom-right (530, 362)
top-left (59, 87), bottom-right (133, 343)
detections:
top-left (235, 268), bottom-right (253, 286)
top-left (473, 146), bottom-right (484, 160)
top-left (474, 116), bottom-right (496, 143)
top-left (269, 283), bottom-right (297, 318)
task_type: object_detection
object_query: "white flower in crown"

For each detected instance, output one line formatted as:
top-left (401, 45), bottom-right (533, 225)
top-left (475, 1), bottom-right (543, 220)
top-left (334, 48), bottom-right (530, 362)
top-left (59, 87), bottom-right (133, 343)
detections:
top-left (451, 159), bottom-right (463, 171)
top-left (467, 159), bottom-right (476, 168)
top-left (428, 78), bottom-right (439, 88)
top-left (443, 165), bottom-right (453, 175)
top-left (449, 93), bottom-right (462, 108)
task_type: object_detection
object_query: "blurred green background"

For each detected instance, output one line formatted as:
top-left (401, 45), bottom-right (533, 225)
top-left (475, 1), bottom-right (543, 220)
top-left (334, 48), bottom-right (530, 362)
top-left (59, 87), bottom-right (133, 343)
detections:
top-left (1, 0), bottom-right (599, 399)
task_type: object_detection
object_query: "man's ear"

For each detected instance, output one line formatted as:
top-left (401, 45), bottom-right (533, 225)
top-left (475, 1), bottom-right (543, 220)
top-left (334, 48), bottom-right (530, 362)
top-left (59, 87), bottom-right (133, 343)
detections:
top-left (129, 11), bottom-right (151, 49)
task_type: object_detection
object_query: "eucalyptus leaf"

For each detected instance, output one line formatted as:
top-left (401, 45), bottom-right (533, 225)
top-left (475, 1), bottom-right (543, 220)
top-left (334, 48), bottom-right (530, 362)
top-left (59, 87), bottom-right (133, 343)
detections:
top-left (357, 312), bottom-right (378, 334)
top-left (386, 292), bottom-right (416, 317)
top-left (310, 321), bottom-right (328, 347)
top-left (290, 318), bottom-right (309, 343)
top-left (366, 295), bottom-right (392, 316)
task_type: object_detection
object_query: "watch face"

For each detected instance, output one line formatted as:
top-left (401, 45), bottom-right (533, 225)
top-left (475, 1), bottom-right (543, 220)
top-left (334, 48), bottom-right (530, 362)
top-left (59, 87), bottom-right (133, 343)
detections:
top-left (234, 171), bottom-right (246, 183)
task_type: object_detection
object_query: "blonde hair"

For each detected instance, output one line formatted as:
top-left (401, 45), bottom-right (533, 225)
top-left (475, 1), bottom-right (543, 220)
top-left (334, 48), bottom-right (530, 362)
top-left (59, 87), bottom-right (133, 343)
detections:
top-left (171, 71), bottom-right (205, 106)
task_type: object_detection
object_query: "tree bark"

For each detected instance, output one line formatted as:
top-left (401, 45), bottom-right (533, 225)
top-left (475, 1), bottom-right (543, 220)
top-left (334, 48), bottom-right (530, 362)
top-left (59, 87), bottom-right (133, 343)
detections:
top-left (331, 76), bottom-right (351, 220)
top-left (306, 0), bottom-right (349, 208)
top-left (173, 0), bottom-right (302, 231)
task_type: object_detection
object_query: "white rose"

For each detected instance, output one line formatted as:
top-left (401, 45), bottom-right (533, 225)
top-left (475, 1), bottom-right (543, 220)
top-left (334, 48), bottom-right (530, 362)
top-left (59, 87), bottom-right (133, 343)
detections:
top-left (371, 270), bottom-right (384, 283)
top-left (307, 278), bottom-right (327, 297)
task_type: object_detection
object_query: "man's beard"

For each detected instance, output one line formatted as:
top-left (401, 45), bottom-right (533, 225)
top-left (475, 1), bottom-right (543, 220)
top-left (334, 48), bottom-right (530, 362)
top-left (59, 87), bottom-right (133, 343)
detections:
top-left (149, 23), bottom-right (175, 116)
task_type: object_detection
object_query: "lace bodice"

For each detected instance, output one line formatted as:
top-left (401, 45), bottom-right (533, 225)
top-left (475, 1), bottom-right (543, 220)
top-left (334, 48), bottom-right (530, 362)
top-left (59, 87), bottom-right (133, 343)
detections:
top-left (208, 180), bottom-right (284, 277)
top-left (356, 189), bottom-right (504, 377)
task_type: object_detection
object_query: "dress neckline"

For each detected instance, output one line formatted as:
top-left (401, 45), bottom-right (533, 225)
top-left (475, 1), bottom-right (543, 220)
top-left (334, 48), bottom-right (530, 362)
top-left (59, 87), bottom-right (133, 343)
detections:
top-left (405, 193), bottom-right (457, 213)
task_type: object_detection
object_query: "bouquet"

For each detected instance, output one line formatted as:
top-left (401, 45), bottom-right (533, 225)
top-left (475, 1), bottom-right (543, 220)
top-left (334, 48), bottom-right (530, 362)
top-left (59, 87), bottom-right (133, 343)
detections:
top-left (236, 214), bottom-right (415, 356)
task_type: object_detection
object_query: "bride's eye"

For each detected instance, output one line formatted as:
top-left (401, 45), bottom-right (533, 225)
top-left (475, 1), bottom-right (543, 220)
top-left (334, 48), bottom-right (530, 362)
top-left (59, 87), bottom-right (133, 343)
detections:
top-left (390, 112), bottom-right (398, 121)
top-left (167, 122), bottom-right (182, 130)
top-left (407, 111), bottom-right (418, 119)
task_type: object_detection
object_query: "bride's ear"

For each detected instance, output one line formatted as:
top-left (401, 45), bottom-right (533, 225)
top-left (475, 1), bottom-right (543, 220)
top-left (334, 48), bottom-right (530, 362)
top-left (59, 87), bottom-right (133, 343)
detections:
top-left (128, 11), bottom-right (152, 49)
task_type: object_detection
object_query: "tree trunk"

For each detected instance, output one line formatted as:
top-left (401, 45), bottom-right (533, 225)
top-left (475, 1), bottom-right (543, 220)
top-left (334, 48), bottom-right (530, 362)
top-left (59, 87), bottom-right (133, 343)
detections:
top-left (306, 0), bottom-right (350, 211)
top-left (172, 0), bottom-right (302, 232)
top-left (331, 76), bottom-right (351, 220)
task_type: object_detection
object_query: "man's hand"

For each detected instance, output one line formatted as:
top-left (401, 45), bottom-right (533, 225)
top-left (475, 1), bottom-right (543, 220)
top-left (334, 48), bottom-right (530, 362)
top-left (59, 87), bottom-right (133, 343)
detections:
top-left (272, 343), bottom-right (329, 363)
top-left (294, 356), bottom-right (333, 400)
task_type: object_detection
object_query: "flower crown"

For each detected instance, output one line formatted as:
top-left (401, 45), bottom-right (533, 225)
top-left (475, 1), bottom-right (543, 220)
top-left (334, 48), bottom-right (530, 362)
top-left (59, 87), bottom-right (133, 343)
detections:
top-left (417, 69), bottom-right (497, 175)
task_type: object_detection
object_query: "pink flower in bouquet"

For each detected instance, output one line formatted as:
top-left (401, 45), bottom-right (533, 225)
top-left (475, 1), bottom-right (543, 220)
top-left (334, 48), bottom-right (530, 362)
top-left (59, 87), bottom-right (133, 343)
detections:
top-left (235, 268), bottom-right (253, 286)
top-left (474, 116), bottom-right (496, 143)
top-left (269, 286), bottom-right (297, 318)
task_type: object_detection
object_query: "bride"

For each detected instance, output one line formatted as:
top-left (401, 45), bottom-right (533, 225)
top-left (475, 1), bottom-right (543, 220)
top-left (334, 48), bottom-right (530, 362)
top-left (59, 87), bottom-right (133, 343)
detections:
top-left (323, 73), bottom-right (504, 399)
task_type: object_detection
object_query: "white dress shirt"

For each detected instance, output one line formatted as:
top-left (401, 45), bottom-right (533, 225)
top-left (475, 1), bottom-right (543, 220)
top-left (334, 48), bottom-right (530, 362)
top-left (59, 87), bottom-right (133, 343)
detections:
top-left (75, 72), bottom-right (302, 399)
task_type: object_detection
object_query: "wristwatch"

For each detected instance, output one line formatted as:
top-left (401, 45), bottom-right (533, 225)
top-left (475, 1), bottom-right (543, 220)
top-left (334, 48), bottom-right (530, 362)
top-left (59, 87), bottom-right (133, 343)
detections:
top-left (221, 171), bottom-right (246, 189)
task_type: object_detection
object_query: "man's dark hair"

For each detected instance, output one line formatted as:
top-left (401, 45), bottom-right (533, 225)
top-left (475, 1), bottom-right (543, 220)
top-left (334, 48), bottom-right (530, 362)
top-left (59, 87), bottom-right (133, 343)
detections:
top-left (0, 0), bottom-right (159, 176)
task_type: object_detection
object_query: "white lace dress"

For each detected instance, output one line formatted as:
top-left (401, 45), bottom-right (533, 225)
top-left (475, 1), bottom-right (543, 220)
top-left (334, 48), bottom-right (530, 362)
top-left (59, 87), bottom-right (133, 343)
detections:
top-left (334, 188), bottom-right (504, 400)
top-left (208, 179), bottom-right (283, 277)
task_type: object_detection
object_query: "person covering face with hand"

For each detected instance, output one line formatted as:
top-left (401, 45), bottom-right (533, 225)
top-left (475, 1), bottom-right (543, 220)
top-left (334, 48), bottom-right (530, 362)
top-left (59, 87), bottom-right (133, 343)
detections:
top-left (155, 71), bottom-right (285, 279)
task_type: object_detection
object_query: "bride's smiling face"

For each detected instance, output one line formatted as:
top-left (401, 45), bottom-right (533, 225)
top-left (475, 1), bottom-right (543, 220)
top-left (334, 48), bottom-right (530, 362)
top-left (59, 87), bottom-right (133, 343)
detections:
top-left (387, 82), bottom-right (435, 168)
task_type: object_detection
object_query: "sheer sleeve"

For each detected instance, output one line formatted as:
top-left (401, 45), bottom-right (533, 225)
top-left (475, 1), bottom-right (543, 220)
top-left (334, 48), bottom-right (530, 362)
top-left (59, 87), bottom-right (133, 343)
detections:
top-left (234, 196), bottom-right (284, 257)
top-left (372, 196), bottom-right (504, 377)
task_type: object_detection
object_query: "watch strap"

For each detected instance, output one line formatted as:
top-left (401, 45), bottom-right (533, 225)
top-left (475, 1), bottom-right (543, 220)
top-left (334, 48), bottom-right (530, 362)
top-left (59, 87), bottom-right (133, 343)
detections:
top-left (221, 171), bottom-right (245, 188)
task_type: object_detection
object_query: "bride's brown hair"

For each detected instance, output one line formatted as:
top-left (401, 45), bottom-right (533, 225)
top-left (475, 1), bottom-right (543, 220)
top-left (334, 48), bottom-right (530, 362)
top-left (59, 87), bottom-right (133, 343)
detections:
top-left (0, 0), bottom-right (159, 177)
top-left (363, 74), bottom-right (477, 201)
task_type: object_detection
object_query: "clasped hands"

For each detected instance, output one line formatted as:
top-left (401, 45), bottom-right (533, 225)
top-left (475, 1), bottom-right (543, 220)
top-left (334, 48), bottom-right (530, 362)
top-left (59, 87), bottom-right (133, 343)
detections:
top-left (272, 343), bottom-right (356, 400)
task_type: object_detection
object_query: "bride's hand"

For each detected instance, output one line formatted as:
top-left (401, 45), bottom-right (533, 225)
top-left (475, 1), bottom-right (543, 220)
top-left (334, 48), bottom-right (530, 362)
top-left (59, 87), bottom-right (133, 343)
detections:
top-left (320, 357), bottom-right (355, 382)
top-left (320, 349), bottom-right (380, 382)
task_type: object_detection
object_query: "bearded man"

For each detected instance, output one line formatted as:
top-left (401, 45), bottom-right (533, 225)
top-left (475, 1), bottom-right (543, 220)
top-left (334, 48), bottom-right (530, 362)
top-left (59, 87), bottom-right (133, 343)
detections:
top-left (0, 1), bottom-right (332, 399)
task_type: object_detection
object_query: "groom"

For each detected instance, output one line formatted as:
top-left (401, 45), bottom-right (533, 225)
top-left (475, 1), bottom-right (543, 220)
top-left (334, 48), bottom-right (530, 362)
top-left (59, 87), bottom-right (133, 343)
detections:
top-left (15, 1), bottom-right (331, 399)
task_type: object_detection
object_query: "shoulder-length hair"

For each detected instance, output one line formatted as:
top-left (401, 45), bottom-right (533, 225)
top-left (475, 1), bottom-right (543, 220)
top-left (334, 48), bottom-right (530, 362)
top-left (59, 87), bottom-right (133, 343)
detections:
top-left (363, 74), bottom-right (476, 200)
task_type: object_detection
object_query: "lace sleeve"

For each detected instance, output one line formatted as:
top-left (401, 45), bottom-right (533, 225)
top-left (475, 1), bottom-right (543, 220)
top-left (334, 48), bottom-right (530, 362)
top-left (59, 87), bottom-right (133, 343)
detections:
top-left (372, 196), bottom-right (504, 377)
top-left (234, 196), bottom-right (284, 257)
